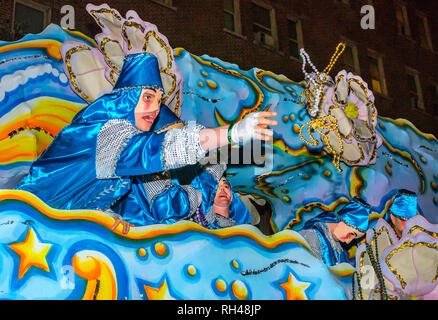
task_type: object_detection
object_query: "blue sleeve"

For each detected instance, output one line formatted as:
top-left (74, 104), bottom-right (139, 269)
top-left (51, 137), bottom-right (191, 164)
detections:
top-left (115, 131), bottom-right (166, 176)
top-left (96, 119), bottom-right (205, 178)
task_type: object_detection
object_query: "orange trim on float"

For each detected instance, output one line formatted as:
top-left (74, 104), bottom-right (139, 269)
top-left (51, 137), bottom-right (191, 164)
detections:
top-left (0, 190), bottom-right (312, 252)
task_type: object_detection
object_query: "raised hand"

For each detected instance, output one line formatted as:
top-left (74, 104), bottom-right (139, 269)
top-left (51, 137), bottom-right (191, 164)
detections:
top-left (230, 112), bottom-right (278, 143)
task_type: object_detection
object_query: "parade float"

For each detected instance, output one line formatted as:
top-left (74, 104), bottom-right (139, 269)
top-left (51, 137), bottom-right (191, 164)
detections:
top-left (0, 4), bottom-right (436, 300)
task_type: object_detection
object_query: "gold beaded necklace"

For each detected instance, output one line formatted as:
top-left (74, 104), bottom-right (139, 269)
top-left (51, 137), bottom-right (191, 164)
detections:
top-left (298, 43), bottom-right (346, 172)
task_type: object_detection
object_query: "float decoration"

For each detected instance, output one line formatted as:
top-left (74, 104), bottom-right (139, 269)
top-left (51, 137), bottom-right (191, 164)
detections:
top-left (0, 3), bottom-right (438, 300)
top-left (0, 189), bottom-right (350, 300)
top-left (299, 44), bottom-right (383, 172)
top-left (353, 215), bottom-right (438, 300)
top-left (60, 3), bottom-right (184, 115)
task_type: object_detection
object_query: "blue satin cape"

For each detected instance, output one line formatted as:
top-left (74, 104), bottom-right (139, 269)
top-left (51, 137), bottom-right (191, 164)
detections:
top-left (14, 52), bottom-right (181, 213)
top-left (15, 52), bottom-right (251, 229)
top-left (113, 163), bottom-right (252, 228)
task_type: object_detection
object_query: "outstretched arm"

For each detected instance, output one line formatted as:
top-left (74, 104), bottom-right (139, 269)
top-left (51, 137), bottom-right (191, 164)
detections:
top-left (108, 111), bottom-right (277, 177)
top-left (199, 112), bottom-right (277, 152)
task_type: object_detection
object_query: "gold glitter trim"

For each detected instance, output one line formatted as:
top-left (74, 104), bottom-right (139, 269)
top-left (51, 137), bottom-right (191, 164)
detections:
top-left (325, 105), bottom-right (371, 166)
top-left (299, 115), bottom-right (344, 172)
top-left (304, 65), bottom-right (379, 168)
top-left (143, 31), bottom-right (172, 70)
top-left (333, 74), bottom-right (346, 105)
top-left (327, 104), bottom-right (352, 139)
top-left (156, 121), bottom-right (184, 134)
top-left (64, 45), bottom-right (93, 103)
top-left (407, 225), bottom-right (438, 238)
top-left (99, 37), bottom-right (122, 73)
top-left (358, 249), bottom-right (368, 281)
top-left (374, 288), bottom-right (398, 300)
top-left (370, 226), bottom-right (394, 249)
top-left (332, 77), bottom-right (378, 144)
top-left (385, 240), bottom-right (438, 289)
top-left (90, 8), bottom-right (122, 29)
top-left (343, 143), bottom-right (366, 166)
top-left (282, 197), bottom-right (349, 231)
top-left (254, 69), bottom-right (302, 93)
top-left (122, 20), bottom-right (145, 51)
top-left (109, 70), bottom-right (117, 85)
top-left (143, 30), bottom-right (178, 111)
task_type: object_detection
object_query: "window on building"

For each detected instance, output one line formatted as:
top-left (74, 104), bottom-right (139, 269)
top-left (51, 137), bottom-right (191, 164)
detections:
top-left (343, 42), bottom-right (360, 74)
top-left (224, 0), bottom-right (242, 34)
top-left (252, 1), bottom-right (278, 49)
top-left (13, 0), bottom-right (51, 39)
top-left (395, 2), bottom-right (410, 37)
top-left (417, 13), bottom-right (433, 51)
top-left (430, 85), bottom-right (438, 116)
top-left (288, 18), bottom-right (303, 60)
top-left (406, 69), bottom-right (424, 110)
top-left (368, 52), bottom-right (387, 96)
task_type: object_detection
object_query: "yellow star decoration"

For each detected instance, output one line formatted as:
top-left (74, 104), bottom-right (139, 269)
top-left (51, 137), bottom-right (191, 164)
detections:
top-left (8, 227), bottom-right (53, 280)
top-left (143, 279), bottom-right (176, 300)
top-left (278, 272), bottom-right (311, 300)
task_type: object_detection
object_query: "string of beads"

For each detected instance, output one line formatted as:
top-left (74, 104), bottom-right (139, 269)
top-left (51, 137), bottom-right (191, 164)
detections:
top-left (365, 232), bottom-right (388, 300)
top-left (299, 115), bottom-right (344, 172)
top-left (297, 43), bottom-right (346, 172)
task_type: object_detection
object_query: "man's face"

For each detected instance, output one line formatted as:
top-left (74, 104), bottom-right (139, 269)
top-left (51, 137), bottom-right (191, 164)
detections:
top-left (390, 214), bottom-right (406, 238)
top-left (214, 178), bottom-right (232, 207)
top-left (332, 221), bottom-right (364, 244)
top-left (134, 88), bottom-right (163, 131)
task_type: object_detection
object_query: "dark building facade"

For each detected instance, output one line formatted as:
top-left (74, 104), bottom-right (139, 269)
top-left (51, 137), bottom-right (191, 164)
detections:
top-left (1, 0), bottom-right (437, 136)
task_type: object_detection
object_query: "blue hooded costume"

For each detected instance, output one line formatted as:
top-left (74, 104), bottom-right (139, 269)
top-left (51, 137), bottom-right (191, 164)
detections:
top-left (385, 189), bottom-right (418, 222)
top-left (16, 52), bottom-right (251, 229)
top-left (299, 197), bottom-right (371, 266)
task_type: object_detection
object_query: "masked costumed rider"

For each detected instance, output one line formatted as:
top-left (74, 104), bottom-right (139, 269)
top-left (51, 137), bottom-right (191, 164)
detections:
top-left (16, 52), bottom-right (277, 233)
top-left (298, 197), bottom-right (371, 266)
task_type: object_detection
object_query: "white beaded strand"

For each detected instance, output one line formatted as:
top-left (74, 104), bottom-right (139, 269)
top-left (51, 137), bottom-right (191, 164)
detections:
top-left (299, 48), bottom-right (324, 117)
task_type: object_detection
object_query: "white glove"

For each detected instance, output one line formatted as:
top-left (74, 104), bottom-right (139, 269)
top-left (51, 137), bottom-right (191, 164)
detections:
top-left (230, 113), bottom-right (260, 143)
